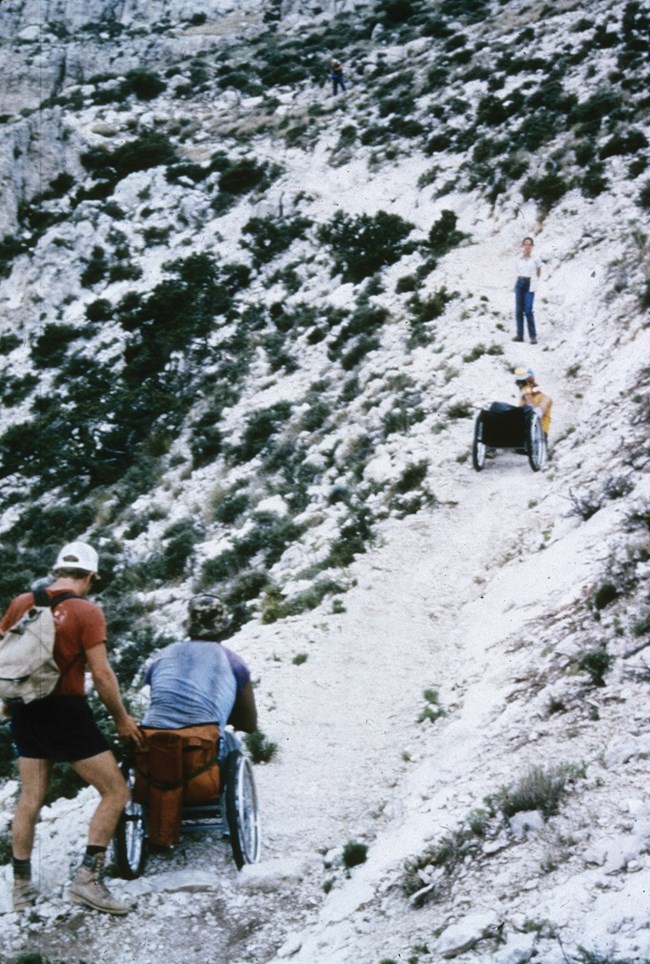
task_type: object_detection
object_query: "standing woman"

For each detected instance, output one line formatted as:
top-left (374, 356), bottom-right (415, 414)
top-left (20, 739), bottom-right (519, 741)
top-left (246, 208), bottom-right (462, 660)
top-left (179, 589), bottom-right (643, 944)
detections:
top-left (513, 236), bottom-right (542, 344)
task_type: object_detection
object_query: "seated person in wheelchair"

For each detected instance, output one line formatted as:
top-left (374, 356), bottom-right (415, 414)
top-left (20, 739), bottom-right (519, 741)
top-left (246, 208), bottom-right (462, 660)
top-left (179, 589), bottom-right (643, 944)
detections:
top-left (485, 366), bottom-right (552, 456)
top-left (136, 595), bottom-right (257, 848)
top-left (515, 366), bottom-right (553, 442)
top-left (142, 594), bottom-right (257, 755)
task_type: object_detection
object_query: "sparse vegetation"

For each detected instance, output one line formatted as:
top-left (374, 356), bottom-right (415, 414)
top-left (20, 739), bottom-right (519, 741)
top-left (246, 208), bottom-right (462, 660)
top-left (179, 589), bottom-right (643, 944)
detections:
top-left (244, 730), bottom-right (279, 764)
top-left (342, 840), bottom-right (368, 868)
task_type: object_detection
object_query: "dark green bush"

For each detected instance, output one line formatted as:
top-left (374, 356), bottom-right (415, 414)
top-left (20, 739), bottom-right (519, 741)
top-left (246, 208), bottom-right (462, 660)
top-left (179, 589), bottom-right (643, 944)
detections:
top-left (241, 214), bottom-right (312, 268)
top-left (245, 730), bottom-right (278, 763)
top-left (577, 646), bottom-right (612, 687)
top-left (394, 461), bottom-right (428, 493)
top-left (0, 333), bottom-right (20, 354)
top-left (229, 402), bottom-right (293, 464)
top-left (409, 286), bottom-right (458, 325)
top-left (120, 69), bottom-right (166, 101)
top-left (521, 170), bottom-right (570, 211)
top-left (581, 162), bottom-right (608, 198)
top-left (80, 245), bottom-right (108, 287)
top-left (85, 298), bottom-right (113, 322)
top-left (218, 159), bottom-right (276, 196)
top-left (81, 132), bottom-right (178, 190)
top-left (593, 582), bottom-right (619, 610)
top-left (342, 840), bottom-right (368, 868)
top-left (568, 90), bottom-right (623, 131)
top-left (165, 163), bottom-right (210, 185)
top-left (324, 507), bottom-right (373, 567)
top-left (340, 334), bottom-right (380, 371)
top-left (426, 210), bottom-right (467, 256)
top-left (31, 324), bottom-right (81, 368)
top-left (318, 210), bottom-right (415, 283)
top-left (600, 128), bottom-right (648, 159)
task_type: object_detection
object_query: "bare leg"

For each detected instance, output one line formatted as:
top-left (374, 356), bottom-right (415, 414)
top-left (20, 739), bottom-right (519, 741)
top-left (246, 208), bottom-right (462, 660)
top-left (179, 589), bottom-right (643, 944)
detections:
top-left (13, 758), bottom-right (52, 859)
top-left (72, 751), bottom-right (129, 847)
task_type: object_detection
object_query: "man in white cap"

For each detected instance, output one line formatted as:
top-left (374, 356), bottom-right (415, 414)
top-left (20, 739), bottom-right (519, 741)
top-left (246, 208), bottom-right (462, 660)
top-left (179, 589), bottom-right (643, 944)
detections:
top-left (0, 541), bottom-right (144, 915)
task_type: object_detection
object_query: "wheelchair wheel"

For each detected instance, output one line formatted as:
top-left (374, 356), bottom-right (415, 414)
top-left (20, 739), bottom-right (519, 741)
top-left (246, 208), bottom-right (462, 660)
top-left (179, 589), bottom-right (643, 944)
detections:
top-left (527, 413), bottom-right (546, 472)
top-left (114, 761), bottom-right (148, 879)
top-left (472, 414), bottom-right (486, 471)
top-left (225, 751), bottom-right (261, 869)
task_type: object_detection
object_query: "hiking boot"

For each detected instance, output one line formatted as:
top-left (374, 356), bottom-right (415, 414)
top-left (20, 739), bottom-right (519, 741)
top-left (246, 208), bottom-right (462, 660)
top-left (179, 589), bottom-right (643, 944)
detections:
top-left (13, 877), bottom-right (38, 911)
top-left (512, 336), bottom-right (523, 342)
top-left (530, 337), bottom-right (538, 344)
top-left (68, 853), bottom-right (131, 916)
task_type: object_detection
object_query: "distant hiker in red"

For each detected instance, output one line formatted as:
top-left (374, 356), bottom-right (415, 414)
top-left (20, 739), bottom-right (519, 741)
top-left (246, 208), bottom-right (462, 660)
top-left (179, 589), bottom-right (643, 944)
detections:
top-left (330, 58), bottom-right (346, 95)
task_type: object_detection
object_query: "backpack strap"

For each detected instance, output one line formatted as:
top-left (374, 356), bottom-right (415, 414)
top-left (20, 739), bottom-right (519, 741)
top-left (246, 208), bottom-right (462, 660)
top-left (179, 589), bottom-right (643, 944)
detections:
top-left (30, 589), bottom-right (84, 686)
top-left (32, 589), bottom-right (80, 609)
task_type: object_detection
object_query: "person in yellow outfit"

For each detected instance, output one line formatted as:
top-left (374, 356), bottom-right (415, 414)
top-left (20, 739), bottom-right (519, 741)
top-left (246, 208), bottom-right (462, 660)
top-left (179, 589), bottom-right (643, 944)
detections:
top-left (514, 366), bottom-right (553, 439)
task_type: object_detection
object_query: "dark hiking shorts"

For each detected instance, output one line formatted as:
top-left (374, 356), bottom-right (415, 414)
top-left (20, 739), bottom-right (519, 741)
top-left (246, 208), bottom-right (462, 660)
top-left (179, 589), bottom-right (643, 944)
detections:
top-left (10, 695), bottom-right (110, 762)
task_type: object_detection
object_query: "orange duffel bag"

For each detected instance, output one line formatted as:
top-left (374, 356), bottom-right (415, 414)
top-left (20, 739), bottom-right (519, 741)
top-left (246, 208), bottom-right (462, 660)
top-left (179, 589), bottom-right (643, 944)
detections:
top-left (133, 724), bottom-right (221, 847)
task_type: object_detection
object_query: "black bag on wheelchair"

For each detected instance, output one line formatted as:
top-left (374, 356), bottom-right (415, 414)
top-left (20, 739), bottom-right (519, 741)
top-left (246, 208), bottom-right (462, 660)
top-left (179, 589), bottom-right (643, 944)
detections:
top-left (480, 405), bottom-right (532, 449)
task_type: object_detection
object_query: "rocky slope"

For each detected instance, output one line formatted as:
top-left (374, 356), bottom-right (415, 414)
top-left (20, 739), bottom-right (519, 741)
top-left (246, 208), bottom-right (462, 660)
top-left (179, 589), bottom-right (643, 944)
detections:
top-left (0, 0), bottom-right (649, 961)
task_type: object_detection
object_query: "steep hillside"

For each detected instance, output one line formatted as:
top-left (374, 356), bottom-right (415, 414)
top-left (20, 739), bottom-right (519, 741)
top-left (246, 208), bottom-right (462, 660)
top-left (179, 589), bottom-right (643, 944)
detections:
top-left (0, 0), bottom-right (649, 961)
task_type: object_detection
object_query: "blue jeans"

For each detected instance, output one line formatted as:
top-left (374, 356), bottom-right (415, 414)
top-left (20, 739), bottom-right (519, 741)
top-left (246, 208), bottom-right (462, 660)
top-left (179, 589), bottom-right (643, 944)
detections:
top-left (332, 74), bottom-right (346, 95)
top-left (514, 278), bottom-right (536, 340)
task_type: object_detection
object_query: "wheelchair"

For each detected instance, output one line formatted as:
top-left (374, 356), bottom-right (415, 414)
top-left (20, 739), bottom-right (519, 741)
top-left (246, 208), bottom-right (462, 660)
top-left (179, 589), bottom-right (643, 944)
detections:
top-left (472, 404), bottom-right (546, 472)
top-left (113, 726), bottom-right (261, 879)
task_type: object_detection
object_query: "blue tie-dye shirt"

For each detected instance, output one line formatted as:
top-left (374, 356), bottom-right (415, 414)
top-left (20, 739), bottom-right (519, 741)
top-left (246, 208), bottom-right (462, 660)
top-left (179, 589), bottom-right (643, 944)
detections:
top-left (142, 640), bottom-right (250, 729)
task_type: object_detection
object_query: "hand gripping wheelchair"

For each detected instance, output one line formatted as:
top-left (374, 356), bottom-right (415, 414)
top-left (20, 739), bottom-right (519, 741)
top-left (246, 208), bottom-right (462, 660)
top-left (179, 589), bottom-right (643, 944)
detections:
top-left (472, 404), bottom-right (546, 472)
top-left (113, 724), bottom-right (261, 879)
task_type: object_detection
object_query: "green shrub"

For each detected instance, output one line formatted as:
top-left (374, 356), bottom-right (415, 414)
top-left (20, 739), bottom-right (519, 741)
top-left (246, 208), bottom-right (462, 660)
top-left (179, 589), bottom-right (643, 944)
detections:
top-left (218, 159), bottom-right (277, 196)
top-left (493, 763), bottom-right (582, 819)
top-left (81, 132), bottom-right (178, 190)
top-left (600, 128), bottom-right (648, 159)
top-left (120, 69), bottom-right (166, 100)
top-left (637, 179), bottom-right (650, 210)
top-left (447, 401), bottom-right (472, 419)
top-left (324, 507), bottom-right (373, 567)
top-left (426, 209), bottom-right (467, 256)
top-left (0, 372), bottom-right (38, 408)
top-left (581, 162), bottom-right (608, 198)
top-left (408, 286), bottom-right (458, 325)
top-left (80, 245), bottom-right (108, 287)
top-left (229, 401), bottom-right (293, 464)
top-left (417, 688), bottom-right (446, 723)
top-left (576, 646), bottom-right (612, 687)
top-left (342, 840), bottom-right (368, 868)
top-left (85, 298), bottom-right (113, 322)
top-left (245, 729), bottom-right (278, 763)
top-left (318, 210), bottom-right (415, 283)
top-left (0, 723), bottom-right (17, 779)
top-left (394, 461), bottom-right (428, 493)
top-left (521, 170), bottom-right (570, 210)
top-left (213, 490), bottom-right (250, 524)
top-left (593, 582), bottom-right (619, 610)
top-left (340, 334), bottom-right (380, 370)
top-left (31, 323), bottom-right (81, 368)
top-left (241, 214), bottom-right (312, 268)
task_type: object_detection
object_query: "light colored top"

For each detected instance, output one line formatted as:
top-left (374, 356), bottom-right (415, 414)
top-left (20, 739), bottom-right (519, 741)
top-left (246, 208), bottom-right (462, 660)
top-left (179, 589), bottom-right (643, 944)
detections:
top-left (142, 640), bottom-right (249, 728)
top-left (515, 254), bottom-right (542, 292)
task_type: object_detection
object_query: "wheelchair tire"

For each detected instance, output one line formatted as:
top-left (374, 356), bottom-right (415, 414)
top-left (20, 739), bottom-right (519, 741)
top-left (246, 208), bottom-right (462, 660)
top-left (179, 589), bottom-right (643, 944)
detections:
top-left (527, 413), bottom-right (546, 472)
top-left (113, 760), bottom-right (148, 880)
top-left (472, 414), bottom-right (486, 471)
top-left (225, 751), bottom-right (261, 869)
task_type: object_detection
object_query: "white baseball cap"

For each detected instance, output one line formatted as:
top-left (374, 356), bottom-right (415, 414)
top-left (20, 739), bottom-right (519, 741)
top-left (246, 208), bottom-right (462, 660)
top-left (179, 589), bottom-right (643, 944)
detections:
top-left (54, 541), bottom-right (99, 574)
